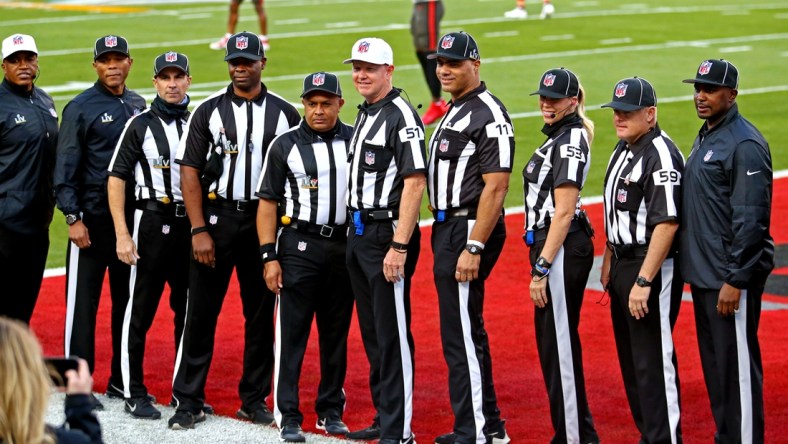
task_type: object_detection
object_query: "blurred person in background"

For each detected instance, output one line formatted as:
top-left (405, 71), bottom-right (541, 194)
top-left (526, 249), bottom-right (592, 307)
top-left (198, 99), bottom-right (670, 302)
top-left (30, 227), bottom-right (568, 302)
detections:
top-left (0, 316), bottom-right (102, 444)
top-left (0, 33), bottom-right (58, 324)
top-left (522, 67), bottom-right (599, 444)
top-left (411, 0), bottom-right (448, 125)
top-left (504, 0), bottom-right (554, 19)
top-left (209, 0), bottom-right (270, 51)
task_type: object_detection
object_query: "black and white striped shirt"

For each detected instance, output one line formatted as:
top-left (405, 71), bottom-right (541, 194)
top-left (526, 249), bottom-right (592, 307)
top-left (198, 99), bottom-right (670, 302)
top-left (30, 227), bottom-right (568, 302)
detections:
top-left (523, 114), bottom-right (589, 231)
top-left (603, 124), bottom-right (684, 246)
top-left (176, 84), bottom-right (300, 201)
top-left (427, 82), bottom-right (514, 210)
top-left (347, 88), bottom-right (426, 211)
top-left (256, 119), bottom-right (353, 225)
top-left (108, 96), bottom-right (189, 201)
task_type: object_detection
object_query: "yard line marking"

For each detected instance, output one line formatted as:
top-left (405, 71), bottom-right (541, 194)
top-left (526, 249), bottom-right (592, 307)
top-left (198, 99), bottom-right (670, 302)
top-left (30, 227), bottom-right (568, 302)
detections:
top-left (274, 18), bottom-right (310, 25)
top-left (325, 21), bottom-right (360, 28)
top-left (540, 34), bottom-right (575, 41)
top-left (719, 45), bottom-right (753, 53)
top-left (0, 1), bottom-right (145, 13)
top-left (599, 37), bottom-right (632, 45)
top-left (484, 31), bottom-right (519, 38)
top-left (178, 13), bottom-right (212, 20)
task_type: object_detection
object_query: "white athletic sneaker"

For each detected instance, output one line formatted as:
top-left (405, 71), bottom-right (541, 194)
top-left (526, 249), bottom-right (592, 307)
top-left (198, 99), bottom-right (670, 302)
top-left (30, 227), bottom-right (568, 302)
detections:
top-left (540, 2), bottom-right (555, 19)
top-left (209, 33), bottom-right (231, 50)
top-left (260, 35), bottom-right (270, 51)
top-left (504, 7), bottom-right (527, 19)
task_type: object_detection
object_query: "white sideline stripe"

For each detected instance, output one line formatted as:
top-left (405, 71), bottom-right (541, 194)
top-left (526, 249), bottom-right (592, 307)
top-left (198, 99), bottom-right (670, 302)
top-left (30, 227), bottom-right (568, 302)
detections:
top-left (42, 171), bottom-right (788, 277)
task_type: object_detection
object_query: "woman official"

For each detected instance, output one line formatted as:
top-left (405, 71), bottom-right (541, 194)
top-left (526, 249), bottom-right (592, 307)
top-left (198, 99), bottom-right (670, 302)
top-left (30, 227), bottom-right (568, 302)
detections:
top-left (522, 68), bottom-right (599, 444)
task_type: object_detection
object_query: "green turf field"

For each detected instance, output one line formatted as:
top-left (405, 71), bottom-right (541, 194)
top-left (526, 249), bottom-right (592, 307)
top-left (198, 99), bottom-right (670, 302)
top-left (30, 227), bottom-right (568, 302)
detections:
top-left (3, 0), bottom-right (786, 268)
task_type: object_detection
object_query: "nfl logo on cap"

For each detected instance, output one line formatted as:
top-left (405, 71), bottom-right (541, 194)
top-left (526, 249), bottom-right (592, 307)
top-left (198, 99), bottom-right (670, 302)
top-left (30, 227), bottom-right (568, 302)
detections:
top-left (441, 35), bottom-right (455, 50)
top-left (236, 36), bottom-right (248, 50)
top-left (165, 52), bottom-right (177, 62)
top-left (13, 35), bottom-right (23, 45)
top-left (615, 82), bottom-right (628, 98)
top-left (105, 36), bottom-right (117, 48)
top-left (543, 73), bottom-right (555, 87)
top-left (698, 61), bottom-right (713, 75)
top-left (312, 73), bottom-right (325, 86)
top-left (357, 41), bottom-right (370, 54)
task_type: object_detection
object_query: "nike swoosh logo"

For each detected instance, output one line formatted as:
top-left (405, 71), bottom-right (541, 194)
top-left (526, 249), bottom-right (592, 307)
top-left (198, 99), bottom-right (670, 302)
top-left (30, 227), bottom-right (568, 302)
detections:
top-left (747, 170), bottom-right (761, 176)
top-left (126, 401), bottom-right (137, 412)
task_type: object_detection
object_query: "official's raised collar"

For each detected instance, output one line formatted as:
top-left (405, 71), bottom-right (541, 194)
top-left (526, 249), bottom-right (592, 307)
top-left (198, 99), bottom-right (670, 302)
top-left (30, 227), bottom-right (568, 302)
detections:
top-left (226, 82), bottom-right (268, 106)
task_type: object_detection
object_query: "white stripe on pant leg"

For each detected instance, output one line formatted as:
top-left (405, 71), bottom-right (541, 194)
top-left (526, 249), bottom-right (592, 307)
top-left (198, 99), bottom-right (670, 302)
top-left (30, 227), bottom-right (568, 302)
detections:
top-left (64, 241), bottom-right (81, 357)
top-left (171, 291), bottom-right (190, 390)
top-left (547, 247), bottom-right (580, 444)
top-left (735, 290), bottom-right (753, 444)
top-left (120, 209), bottom-right (143, 399)
top-left (457, 281), bottom-right (486, 444)
top-left (273, 293), bottom-right (284, 428)
top-left (393, 279), bottom-right (414, 439)
top-left (658, 259), bottom-right (680, 444)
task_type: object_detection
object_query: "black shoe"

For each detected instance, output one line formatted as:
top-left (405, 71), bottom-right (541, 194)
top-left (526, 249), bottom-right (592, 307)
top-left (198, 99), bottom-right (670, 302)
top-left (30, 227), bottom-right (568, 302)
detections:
top-left (106, 382), bottom-right (156, 402)
top-left (168, 410), bottom-right (206, 430)
top-left (379, 435), bottom-right (415, 444)
top-left (236, 404), bottom-right (275, 426)
top-left (279, 423), bottom-right (306, 443)
top-left (89, 393), bottom-right (104, 411)
top-left (169, 398), bottom-right (214, 415)
top-left (124, 396), bottom-right (161, 419)
top-left (434, 432), bottom-right (457, 444)
top-left (346, 420), bottom-right (381, 440)
top-left (316, 416), bottom-right (350, 435)
top-left (484, 420), bottom-right (510, 444)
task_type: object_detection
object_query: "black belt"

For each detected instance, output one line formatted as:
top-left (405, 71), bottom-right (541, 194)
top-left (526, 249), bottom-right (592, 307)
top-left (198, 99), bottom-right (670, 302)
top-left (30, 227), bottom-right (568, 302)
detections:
top-left (607, 242), bottom-right (649, 259)
top-left (136, 199), bottom-right (187, 217)
top-left (432, 207), bottom-right (477, 222)
top-left (349, 208), bottom-right (399, 223)
top-left (207, 198), bottom-right (258, 214)
top-left (286, 221), bottom-right (346, 239)
top-left (525, 219), bottom-right (582, 246)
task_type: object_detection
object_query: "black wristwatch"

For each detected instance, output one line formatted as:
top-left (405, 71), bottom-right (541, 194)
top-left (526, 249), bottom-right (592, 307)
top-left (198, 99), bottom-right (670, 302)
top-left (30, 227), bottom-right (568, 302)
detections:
top-left (65, 213), bottom-right (81, 225)
top-left (635, 275), bottom-right (652, 288)
top-left (465, 244), bottom-right (483, 255)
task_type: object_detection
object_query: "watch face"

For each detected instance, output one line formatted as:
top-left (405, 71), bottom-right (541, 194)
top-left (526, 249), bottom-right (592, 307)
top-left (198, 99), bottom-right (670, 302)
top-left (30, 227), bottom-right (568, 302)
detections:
top-left (466, 244), bottom-right (481, 255)
top-left (66, 214), bottom-right (78, 225)
top-left (636, 276), bottom-right (651, 287)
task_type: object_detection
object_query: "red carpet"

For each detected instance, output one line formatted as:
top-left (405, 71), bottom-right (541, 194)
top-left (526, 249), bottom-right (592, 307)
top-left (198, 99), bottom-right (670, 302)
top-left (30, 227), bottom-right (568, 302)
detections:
top-left (30, 178), bottom-right (788, 442)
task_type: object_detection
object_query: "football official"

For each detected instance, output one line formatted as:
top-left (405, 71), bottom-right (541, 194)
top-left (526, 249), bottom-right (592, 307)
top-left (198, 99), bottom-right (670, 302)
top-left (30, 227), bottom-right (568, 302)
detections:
top-left (426, 32), bottom-right (513, 444)
top-left (169, 31), bottom-right (299, 430)
top-left (0, 33), bottom-right (58, 324)
top-left (523, 68), bottom-right (599, 444)
top-left (600, 77), bottom-right (684, 444)
top-left (343, 38), bottom-right (426, 444)
top-left (256, 72), bottom-right (354, 443)
top-left (55, 35), bottom-right (146, 409)
top-left (107, 52), bottom-right (193, 420)
top-left (680, 59), bottom-right (773, 444)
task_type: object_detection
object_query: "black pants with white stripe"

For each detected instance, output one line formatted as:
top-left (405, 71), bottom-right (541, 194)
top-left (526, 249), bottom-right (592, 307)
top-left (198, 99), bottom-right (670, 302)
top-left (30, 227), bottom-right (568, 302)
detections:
top-left (346, 221), bottom-right (420, 441)
top-left (0, 226), bottom-right (49, 323)
top-left (691, 286), bottom-right (764, 444)
top-left (432, 216), bottom-right (506, 444)
top-left (529, 230), bottom-right (599, 444)
top-left (65, 211), bottom-right (131, 382)
top-left (273, 227), bottom-right (354, 427)
top-left (119, 209), bottom-right (190, 399)
top-left (171, 205), bottom-right (275, 414)
top-left (609, 255), bottom-right (683, 444)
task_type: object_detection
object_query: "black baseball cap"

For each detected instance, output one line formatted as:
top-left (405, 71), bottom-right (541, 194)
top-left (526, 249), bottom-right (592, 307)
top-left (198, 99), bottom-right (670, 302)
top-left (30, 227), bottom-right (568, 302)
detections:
top-left (601, 77), bottom-right (657, 111)
top-left (530, 67), bottom-right (579, 98)
top-left (94, 35), bottom-right (129, 60)
top-left (224, 31), bottom-right (265, 62)
top-left (301, 72), bottom-right (342, 98)
top-left (154, 51), bottom-right (190, 76)
top-left (427, 31), bottom-right (480, 61)
top-left (682, 59), bottom-right (738, 89)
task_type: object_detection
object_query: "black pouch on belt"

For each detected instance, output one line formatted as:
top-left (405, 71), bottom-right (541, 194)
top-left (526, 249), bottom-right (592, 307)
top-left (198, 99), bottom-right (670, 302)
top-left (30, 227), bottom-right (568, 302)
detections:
top-left (576, 209), bottom-right (595, 238)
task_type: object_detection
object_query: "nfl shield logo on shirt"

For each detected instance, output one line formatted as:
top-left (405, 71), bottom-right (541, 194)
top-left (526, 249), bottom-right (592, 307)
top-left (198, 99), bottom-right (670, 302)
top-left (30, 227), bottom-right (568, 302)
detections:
top-left (617, 188), bottom-right (627, 203)
top-left (441, 35), bottom-right (455, 49)
top-left (615, 83), bottom-right (628, 98)
top-left (365, 151), bottom-right (375, 166)
top-left (105, 36), bottom-right (117, 48)
top-left (209, 214), bottom-right (218, 225)
top-left (439, 138), bottom-right (450, 153)
top-left (236, 36), bottom-right (248, 50)
top-left (162, 224), bottom-right (171, 235)
top-left (298, 241), bottom-right (307, 252)
top-left (699, 61), bottom-right (713, 75)
top-left (526, 160), bottom-right (536, 174)
top-left (312, 73), bottom-right (325, 86)
top-left (703, 150), bottom-right (713, 162)
top-left (543, 73), bottom-right (555, 87)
